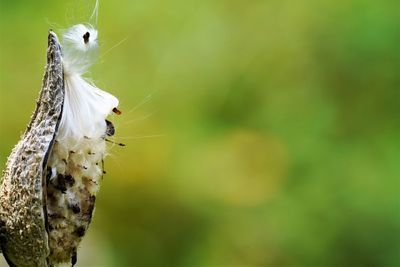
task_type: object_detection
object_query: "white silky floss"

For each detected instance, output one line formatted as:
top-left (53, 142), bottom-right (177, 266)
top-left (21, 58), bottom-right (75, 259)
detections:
top-left (58, 24), bottom-right (119, 147)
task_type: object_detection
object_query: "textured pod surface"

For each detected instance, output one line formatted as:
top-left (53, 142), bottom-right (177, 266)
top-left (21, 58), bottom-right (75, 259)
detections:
top-left (0, 32), bottom-right (64, 267)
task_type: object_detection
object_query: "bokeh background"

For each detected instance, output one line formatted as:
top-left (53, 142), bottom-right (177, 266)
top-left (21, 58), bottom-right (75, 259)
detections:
top-left (0, 0), bottom-right (399, 266)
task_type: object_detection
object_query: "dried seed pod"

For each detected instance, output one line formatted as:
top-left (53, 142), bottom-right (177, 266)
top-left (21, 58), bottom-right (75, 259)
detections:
top-left (0, 24), bottom-right (120, 266)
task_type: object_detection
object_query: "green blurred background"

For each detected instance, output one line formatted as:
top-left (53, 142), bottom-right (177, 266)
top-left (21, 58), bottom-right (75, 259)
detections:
top-left (1, 0), bottom-right (399, 266)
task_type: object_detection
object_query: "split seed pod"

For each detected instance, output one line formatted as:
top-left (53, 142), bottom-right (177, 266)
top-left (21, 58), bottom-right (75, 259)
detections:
top-left (0, 25), bottom-right (120, 267)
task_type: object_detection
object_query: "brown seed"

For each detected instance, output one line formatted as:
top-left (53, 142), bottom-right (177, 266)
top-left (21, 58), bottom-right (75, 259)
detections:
top-left (69, 204), bottom-right (81, 214)
top-left (112, 107), bottom-right (122, 115)
top-left (83, 32), bottom-right (90, 44)
top-left (75, 226), bottom-right (86, 237)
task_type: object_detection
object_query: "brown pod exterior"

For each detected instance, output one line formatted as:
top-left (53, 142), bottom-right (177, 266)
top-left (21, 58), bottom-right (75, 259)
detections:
top-left (0, 31), bottom-right (64, 267)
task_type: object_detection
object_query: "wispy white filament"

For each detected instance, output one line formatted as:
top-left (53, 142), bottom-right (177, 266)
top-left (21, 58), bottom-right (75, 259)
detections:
top-left (62, 24), bottom-right (98, 75)
top-left (58, 24), bottom-right (119, 146)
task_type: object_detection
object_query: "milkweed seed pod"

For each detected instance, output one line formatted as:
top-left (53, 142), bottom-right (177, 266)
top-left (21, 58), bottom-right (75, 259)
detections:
top-left (0, 25), bottom-right (120, 267)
